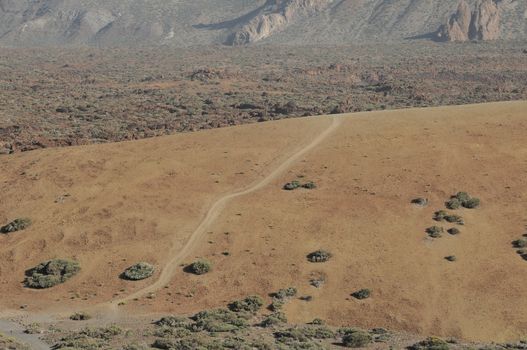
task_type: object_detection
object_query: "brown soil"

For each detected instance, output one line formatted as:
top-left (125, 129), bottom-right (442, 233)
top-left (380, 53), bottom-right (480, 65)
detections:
top-left (1, 101), bottom-right (527, 342)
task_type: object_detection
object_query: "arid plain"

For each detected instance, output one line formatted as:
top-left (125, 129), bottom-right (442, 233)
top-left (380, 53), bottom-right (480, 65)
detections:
top-left (1, 101), bottom-right (527, 345)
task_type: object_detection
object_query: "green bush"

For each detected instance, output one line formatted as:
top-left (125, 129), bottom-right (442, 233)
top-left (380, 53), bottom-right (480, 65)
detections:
top-left (122, 262), bottom-right (155, 280)
top-left (228, 295), bottom-right (264, 313)
top-left (310, 318), bottom-right (325, 325)
top-left (153, 326), bottom-right (191, 338)
top-left (351, 289), bottom-right (371, 300)
top-left (1, 218), bottom-right (31, 233)
top-left (79, 325), bottom-right (122, 340)
top-left (155, 316), bottom-right (191, 328)
top-left (283, 181), bottom-right (301, 191)
top-left (433, 211), bottom-right (448, 222)
top-left (260, 312), bottom-right (287, 328)
top-left (409, 337), bottom-right (450, 350)
top-left (152, 339), bottom-right (176, 350)
top-left (513, 239), bottom-right (527, 248)
top-left (426, 226), bottom-right (444, 238)
top-left (411, 198), bottom-right (428, 206)
top-left (445, 198), bottom-right (461, 210)
top-left (341, 329), bottom-right (372, 348)
top-left (186, 259), bottom-right (212, 275)
top-left (444, 214), bottom-right (463, 225)
top-left (70, 312), bottom-right (91, 321)
top-left (307, 250), bottom-right (332, 263)
top-left (24, 259), bottom-right (80, 289)
top-left (447, 228), bottom-right (460, 235)
top-left (454, 192), bottom-right (470, 203)
top-left (123, 344), bottom-right (149, 350)
top-left (191, 309), bottom-right (248, 332)
top-left (301, 181), bottom-right (317, 189)
top-left (274, 287), bottom-right (298, 300)
top-left (274, 327), bottom-right (332, 346)
top-left (451, 192), bottom-right (481, 209)
top-left (463, 197), bottom-right (480, 209)
top-left (54, 334), bottom-right (106, 349)
top-left (269, 299), bottom-right (285, 312)
top-left (305, 326), bottom-right (335, 339)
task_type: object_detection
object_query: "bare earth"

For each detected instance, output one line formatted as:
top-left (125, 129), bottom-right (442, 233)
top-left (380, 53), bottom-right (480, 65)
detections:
top-left (1, 101), bottom-right (527, 343)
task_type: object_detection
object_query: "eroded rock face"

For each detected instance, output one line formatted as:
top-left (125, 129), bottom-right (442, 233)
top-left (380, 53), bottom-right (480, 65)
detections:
top-left (436, 0), bottom-right (472, 41)
top-left (469, 0), bottom-right (500, 40)
top-left (436, 0), bottom-right (500, 42)
top-left (227, 0), bottom-right (333, 45)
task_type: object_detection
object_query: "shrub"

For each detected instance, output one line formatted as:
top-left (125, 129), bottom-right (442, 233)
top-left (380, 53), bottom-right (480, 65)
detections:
top-left (307, 326), bottom-right (335, 339)
top-left (269, 299), bottom-right (285, 312)
top-left (426, 226), bottom-right (444, 238)
top-left (307, 250), bottom-right (332, 263)
top-left (445, 256), bottom-right (457, 262)
top-left (411, 198), bottom-right (428, 206)
top-left (301, 181), bottom-right (317, 189)
top-left (452, 192), bottom-right (481, 209)
top-left (351, 289), bottom-right (371, 300)
top-left (341, 329), bottom-right (372, 348)
top-left (24, 323), bottom-right (41, 334)
top-left (445, 198), bottom-right (461, 210)
top-left (1, 218), bottom-right (31, 233)
top-left (433, 210), bottom-right (448, 222)
top-left (123, 344), bottom-right (149, 350)
top-left (310, 276), bottom-right (325, 288)
top-left (186, 259), bottom-right (212, 275)
top-left (80, 325), bottom-right (122, 340)
top-left (191, 309), bottom-right (248, 332)
top-left (70, 312), bottom-right (91, 321)
top-left (310, 318), bottom-right (325, 325)
top-left (454, 192), bottom-right (470, 203)
top-left (274, 287), bottom-right (298, 300)
top-left (260, 312), bottom-right (287, 327)
top-left (463, 197), bottom-right (480, 209)
top-left (283, 181), bottom-right (301, 191)
top-left (152, 339), bottom-right (177, 350)
top-left (274, 327), bottom-right (332, 346)
top-left (447, 228), bottom-right (460, 235)
top-left (54, 334), bottom-right (106, 349)
top-left (409, 337), bottom-right (450, 350)
top-left (228, 295), bottom-right (264, 313)
top-left (24, 259), bottom-right (80, 289)
top-left (155, 316), bottom-right (191, 328)
top-left (122, 262), bottom-right (154, 281)
top-left (513, 239), bottom-right (527, 248)
top-left (444, 215), bottom-right (463, 225)
top-left (153, 326), bottom-right (191, 338)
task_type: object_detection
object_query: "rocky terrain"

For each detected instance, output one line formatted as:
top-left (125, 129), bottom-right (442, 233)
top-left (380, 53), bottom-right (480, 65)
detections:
top-left (1, 41), bottom-right (526, 154)
top-left (0, 0), bottom-right (526, 47)
top-left (436, 0), bottom-right (501, 41)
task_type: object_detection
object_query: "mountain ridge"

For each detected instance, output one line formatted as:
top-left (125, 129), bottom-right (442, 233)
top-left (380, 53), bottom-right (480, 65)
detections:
top-left (0, 0), bottom-right (526, 47)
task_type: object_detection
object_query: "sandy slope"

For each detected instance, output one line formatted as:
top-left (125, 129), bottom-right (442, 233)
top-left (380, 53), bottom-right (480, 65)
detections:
top-left (1, 101), bottom-right (527, 342)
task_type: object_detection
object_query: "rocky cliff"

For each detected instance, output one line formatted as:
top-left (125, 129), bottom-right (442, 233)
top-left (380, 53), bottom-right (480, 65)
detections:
top-left (436, 0), bottom-right (501, 41)
top-left (227, 0), bottom-right (334, 45)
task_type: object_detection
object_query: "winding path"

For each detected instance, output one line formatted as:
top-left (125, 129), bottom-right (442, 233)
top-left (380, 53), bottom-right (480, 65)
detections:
top-left (116, 116), bottom-right (342, 304)
top-left (0, 116), bottom-right (341, 348)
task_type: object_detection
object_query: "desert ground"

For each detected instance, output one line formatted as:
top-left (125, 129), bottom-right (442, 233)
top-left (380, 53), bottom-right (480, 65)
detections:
top-left (1, 42), bottom-right (526, 154)
top-left (1, 101), bottom-right (527, 348)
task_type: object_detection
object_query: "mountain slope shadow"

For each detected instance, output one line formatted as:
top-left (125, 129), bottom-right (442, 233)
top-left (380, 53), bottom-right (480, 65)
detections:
top-left (193, 0), bottom-right (274, 31)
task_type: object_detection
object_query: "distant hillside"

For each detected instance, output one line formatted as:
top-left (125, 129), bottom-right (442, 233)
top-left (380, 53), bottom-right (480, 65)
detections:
top-left (0, 0), bottom-right (526, 47)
